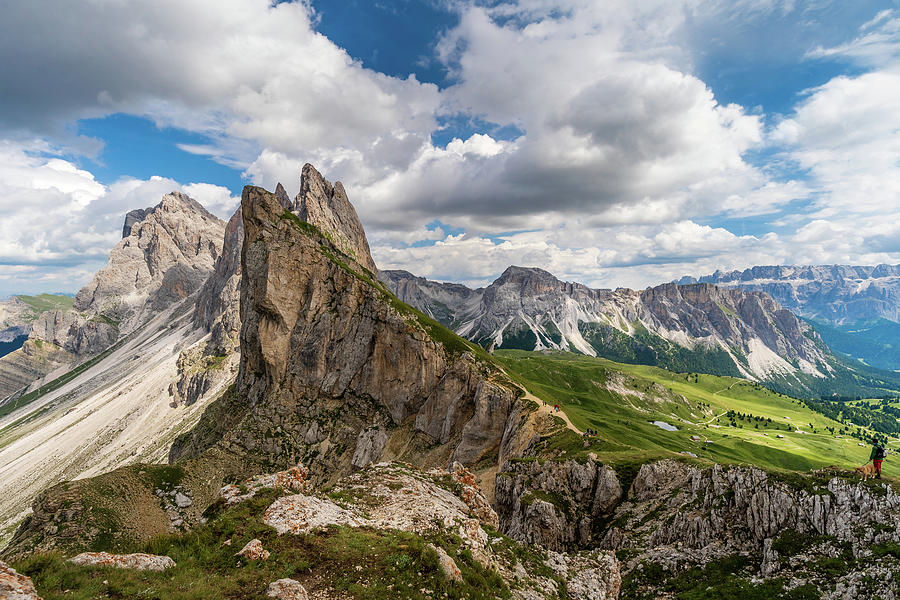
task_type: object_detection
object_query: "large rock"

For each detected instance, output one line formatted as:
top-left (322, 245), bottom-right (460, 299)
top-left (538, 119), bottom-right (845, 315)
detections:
top-left (495, 458), bottom-right (623, 551)
top-left (203, 172), bottom-right (519, 480)
top-left (0, 560), bottom-right (42, 600)
top-left (68, 552), bottom-right (175, 571)
top-left (266, 579), bottom-right (309, 600)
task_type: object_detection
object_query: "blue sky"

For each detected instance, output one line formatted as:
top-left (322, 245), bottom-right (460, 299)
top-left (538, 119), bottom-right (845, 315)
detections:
top-left (1, 0), bottom-right (899, 295)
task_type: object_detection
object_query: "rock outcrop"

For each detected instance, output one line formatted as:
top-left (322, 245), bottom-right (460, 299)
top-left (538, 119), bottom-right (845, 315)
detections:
top-left (598, 459), bottom-right (900, 599)
top-left (293, 163), bottom-right (377, 274)
top-left (0, 560), bottom-right (41, 600)
top-left (495, 458), bottom-right (623, 551)
top-left (239, 461), bottom-right (622, 600)
top-left (189, 172), bottom-right (521, 482)
top-left (68, 552), bottom-right (176, 571)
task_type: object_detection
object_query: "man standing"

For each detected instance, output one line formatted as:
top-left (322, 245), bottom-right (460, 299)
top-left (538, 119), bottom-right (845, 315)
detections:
top-left (870, 439), bottom-right (887, 479)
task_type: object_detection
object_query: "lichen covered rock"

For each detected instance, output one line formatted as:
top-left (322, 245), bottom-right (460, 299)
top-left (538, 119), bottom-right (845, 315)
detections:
top-left (67, 552), bottom-right (175, 571)
top-left (0, 560), bottom-right (42, 600)
top-left (266, 578), bottom-right (309, 600)
top-left (236, 538), bottom-right (270, 561)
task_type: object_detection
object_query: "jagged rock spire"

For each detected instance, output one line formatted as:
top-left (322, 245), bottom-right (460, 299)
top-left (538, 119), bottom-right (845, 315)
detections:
top-left (294, 163), bottom-right (377, 274)
top-left (274, 182), bottom-right (292, 210)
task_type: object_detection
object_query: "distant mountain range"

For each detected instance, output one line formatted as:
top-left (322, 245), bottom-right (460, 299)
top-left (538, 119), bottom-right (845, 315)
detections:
top-left (680, 265), bottom-right (900, 370)
top-left (380, 266), bottom-right (900, 397)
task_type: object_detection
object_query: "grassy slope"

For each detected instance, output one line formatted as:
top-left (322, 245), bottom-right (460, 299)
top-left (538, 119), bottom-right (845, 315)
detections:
top-left (14, 294), bottom-right (75, 314)
top-left (496, 349), bottom-right (891, 474)
top-left (13, 488), bottom-right (513, 600)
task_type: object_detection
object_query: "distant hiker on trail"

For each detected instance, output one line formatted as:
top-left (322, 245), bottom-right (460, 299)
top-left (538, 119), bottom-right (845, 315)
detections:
top-left (870, 439), bottom-right (886, 479)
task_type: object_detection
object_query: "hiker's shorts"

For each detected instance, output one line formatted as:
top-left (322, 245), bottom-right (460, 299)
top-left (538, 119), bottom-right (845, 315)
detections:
top-left (874, 459), bottom-right (884, 472)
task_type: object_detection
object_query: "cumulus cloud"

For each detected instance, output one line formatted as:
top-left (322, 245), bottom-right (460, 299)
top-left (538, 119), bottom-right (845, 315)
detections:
top-left (1, 0), bottom-right (899, 294)
top-left (0, 0), bottom-right (440, 169)
top-left (0, 140), bottom-right (239, 295)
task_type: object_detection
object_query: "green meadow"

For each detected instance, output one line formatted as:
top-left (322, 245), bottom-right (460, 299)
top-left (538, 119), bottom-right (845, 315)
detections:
top-left (495, 350), bottom-right (896, 477)
top-left (15, 293), bottom-right (75, 313)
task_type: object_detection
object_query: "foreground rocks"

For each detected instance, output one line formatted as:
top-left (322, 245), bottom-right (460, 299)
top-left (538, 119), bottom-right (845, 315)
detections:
top-left (67, 552), bottom-right (176, 571)
top-left (0, 560), bottom-right (41, 600)
top-left (231, 461), bottom-right (622, 600)
top-left (266, 578), bottom-right (309, 600)
top-left (261, 463), bottom-right (495, 566)
top-left (496, 457), bottom-right (623, 551)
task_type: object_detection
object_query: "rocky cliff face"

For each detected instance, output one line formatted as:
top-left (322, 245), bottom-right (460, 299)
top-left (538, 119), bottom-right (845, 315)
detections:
top-left (169, 204), bottom-right (245, 406)
top-left (293, 163), bottom-right (377, 275)
top-left (683, 264), bottom-right (900, 325)
top-left (73, 191), bottom-right (225, 334)
top-left (496, 458), bottom-right (623, 551)
top-left (380, 266), bottom-right (830, 385)
top-left (0, 192), bottom-right (226, 401)
top-left (496, 457), bottom-right (900, 599)
top-left (183, 173), bottom-right (521, 481)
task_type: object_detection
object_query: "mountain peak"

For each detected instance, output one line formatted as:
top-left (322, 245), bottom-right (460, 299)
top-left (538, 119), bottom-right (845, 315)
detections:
top-left (274, 182), bottom-right (292, 210)
top-left (293, 163), bottom-right (377, 274)
top-left (495, 265), bottom-right (559, 284)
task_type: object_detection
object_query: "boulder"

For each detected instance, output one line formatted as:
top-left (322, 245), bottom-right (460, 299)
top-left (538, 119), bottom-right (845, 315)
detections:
top-left (0, 560), bottom-right (42, 600)
top-left (68, 552), bottom-right (175, 571)
top-left (266, 578), bottom-right (309, 600)
top-left (236, 539), bottom-right (270, 561)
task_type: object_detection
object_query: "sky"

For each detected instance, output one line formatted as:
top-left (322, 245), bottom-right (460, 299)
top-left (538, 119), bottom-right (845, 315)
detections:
top-left (0, 0), bottom-right (899, 296)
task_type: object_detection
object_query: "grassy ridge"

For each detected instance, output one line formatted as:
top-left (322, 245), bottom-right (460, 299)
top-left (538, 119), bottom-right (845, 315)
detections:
top-left (13, 488), bottom-right (511, 600)
top-left (496, 350), bottom-right (892, 474)
top-left (14, 294), bottom-right (75, 313)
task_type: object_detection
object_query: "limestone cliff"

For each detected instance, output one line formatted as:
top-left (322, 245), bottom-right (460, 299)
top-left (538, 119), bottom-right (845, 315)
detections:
top-left (0, 192), bottom-right (225, 400)
top-left (72, 191), bottom-right (225, 333)
top-left (169, 204), bottom-right (244, 406)
top-left (293, 163), bottom-right (377, 274)
top-left (496, 456), bottom-right (900, 599)
top-left (174, 175), bottom-right (521, 480)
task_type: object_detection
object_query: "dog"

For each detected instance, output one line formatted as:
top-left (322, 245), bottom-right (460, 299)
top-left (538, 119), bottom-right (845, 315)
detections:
top-left (855, 463), bottom-right (878, 481)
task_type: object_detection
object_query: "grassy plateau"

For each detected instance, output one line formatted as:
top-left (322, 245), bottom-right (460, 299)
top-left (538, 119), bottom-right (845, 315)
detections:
top-left (496, 349), bottom-right (897, 477)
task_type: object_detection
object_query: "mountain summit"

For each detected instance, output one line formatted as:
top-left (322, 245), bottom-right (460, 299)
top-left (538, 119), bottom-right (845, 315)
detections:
top-left (381, 266), bottom-right (832, 390)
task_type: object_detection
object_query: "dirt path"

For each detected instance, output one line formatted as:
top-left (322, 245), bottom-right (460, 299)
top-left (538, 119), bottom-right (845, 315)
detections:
top-left (517, 386), bottom-right (583, 435)
top-left (713, 380), bottom-right (740, 395)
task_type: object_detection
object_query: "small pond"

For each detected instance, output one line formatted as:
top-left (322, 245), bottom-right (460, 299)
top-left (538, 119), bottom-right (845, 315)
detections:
top-left (651, 420), bottom-right (679, 431)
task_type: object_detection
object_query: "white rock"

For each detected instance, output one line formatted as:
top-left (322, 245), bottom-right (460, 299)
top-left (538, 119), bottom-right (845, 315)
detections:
top-left (68, 552), bottom-right (175, 571)
top-left (263, 494), bottom-right (366, 535)
top-left (429, 544), bottom-right (462, 582)
top-left (266, 578), bottom-right (309, 600)
top-left (174, 491), bottom-right (192, 508)
top-left (0, 560), bottom-right (42, 600)
top-left (236, 538), bottom-right (270, 561)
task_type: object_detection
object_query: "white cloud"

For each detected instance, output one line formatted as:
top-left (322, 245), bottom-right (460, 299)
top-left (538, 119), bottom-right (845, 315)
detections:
top-left (0, 140), bottom-right (240, 295)
top-left (2, 0), bottom-right (899, 294)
